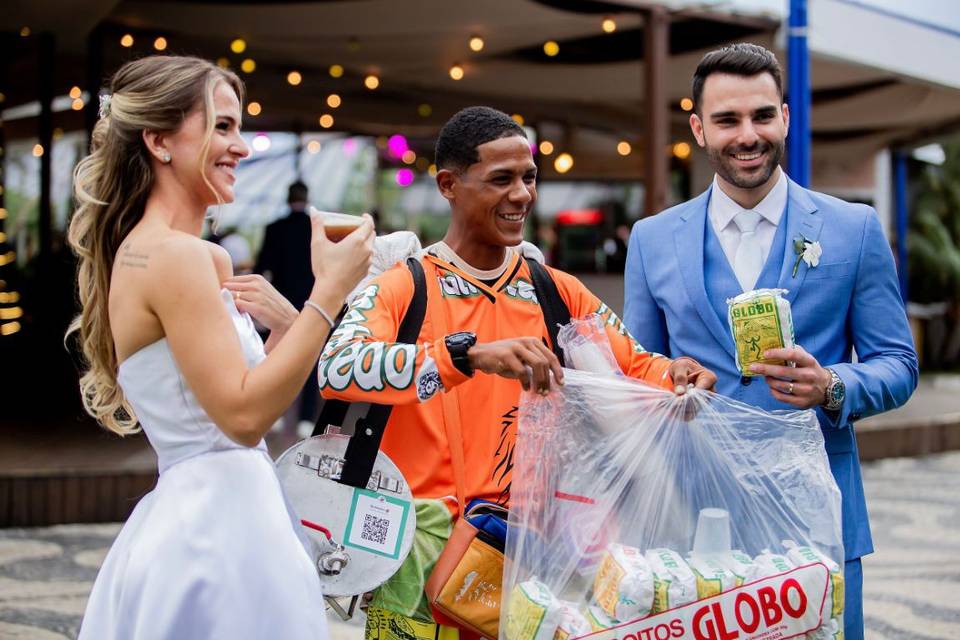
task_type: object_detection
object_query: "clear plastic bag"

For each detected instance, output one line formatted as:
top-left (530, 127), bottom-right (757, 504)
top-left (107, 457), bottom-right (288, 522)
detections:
top-left (502, 319), bottom-right (843, 640)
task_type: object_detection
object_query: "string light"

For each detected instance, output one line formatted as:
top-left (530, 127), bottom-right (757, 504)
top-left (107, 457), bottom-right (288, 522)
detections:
top-left (554, 153), bottom-right (573, 174)
top-left (543, 41), bottom-right (560, 57)
top-left (1, 322), bottom-right (20, 336)
top-left (539, 141), bottom-right (554, 155)
top-left (246, 101), bottom-right (261, 116)
top-left (418, 103), bottom-right (432, 117)
top-left (307, 140), bottom-right (322, 154)
top-left (617, 141), bottom-right (632, 156)
top-left (153, 37), bottom-right (167, 51)
top-left (252, 133), bottom-right (271, 152)
top-left (230, 39), bottom-right (247, 54)
top-left (0, 251), bottom-right (15, 266)
top-left (680, 98), bottom-right (694, 112)
top-left (511, 114), bottom-right (524, 126)
top-left (329, 64), bottom-right (344, 78)
top-left (216, 58), bottom-right (230, 69)
top-left (469, 36), bottom-right (484, 52)
top-left (319, 114), bottom-right (334, 128)
top-left (416, 157), bottom-right (429, 171)
top-left (241, 59), bottom-right (256, 73)
top-left (673, 142), bottom-right (692, 159)
top-left (602, 17), bottom-right (617, 33)
top-left (401, 150), bottom-right (416, 165)
top-left (287, 71), bottom-right (302, 86)
top-left (327, 94), bottom-right (341, 108)
top-left (0, 307), bottom-right (22, 320)
top-left (449, 64), bottom-right (464, 81)
top-left (32, 144), bottom-right (44, 157)
top-left (428, 164), bottom-right (438, 177)
top-left (364, 75), bottom-right (379, 90)
top-left (71, 98), bottom-right (84, 111)
top-left (120, 34), bottom-right (134, 47)
top-left (69, 86), bottom-right (82, 99)
top-left (20, 27), bottom-right (31, 37)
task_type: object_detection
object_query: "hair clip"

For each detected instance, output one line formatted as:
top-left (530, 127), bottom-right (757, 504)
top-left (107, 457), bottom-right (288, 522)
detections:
top-left (98, 93), bottom-right (112, 119)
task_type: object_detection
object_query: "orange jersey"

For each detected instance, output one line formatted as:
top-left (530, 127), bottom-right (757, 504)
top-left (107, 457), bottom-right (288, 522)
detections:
top-left (318, 251), bottom-right (673, 513)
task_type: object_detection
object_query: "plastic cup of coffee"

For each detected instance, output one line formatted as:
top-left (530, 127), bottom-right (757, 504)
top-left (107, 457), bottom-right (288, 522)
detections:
top-left (692, 507), bottom-right (731, 554)
top-left (309, 207), bottom-right (363, 242)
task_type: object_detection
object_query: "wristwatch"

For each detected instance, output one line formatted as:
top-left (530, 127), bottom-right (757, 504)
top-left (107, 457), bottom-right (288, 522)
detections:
top-left (822, 368), bottom-right (845, 412)
top-left (445, 332), bottom-right (477, 377)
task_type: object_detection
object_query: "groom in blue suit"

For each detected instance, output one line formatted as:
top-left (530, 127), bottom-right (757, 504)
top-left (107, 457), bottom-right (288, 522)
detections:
top-left (624, 44), bottom-right (918, 639)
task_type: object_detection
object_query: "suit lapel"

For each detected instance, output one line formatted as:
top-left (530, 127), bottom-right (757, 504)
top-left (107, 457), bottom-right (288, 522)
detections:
top-left (775, 179), bottom-right (823, 306)
top-left (675, 187), bottom-right (737, 359)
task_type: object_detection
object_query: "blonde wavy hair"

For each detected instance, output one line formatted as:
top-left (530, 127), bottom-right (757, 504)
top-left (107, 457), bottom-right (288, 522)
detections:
top-left (67, 56), bottom-right (244, 435)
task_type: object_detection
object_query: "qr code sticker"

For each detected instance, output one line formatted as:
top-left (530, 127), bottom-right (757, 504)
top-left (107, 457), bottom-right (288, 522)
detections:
top-left (361, 513), bottom-right (390, 545)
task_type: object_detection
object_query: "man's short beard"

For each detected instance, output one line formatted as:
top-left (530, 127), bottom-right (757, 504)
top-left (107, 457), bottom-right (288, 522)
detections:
top-left (707, 138), bottom-right (785, 190)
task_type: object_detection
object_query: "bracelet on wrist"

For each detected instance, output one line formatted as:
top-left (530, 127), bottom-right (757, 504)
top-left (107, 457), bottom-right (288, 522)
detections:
top-left (303, 300), bottom-right (336, 329)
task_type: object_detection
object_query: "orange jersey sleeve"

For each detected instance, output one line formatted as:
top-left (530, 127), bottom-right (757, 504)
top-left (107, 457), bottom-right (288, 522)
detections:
top-left (549, 266), bottom-right (675, 390)
top-left (318, 261), bottom-right (471, 404)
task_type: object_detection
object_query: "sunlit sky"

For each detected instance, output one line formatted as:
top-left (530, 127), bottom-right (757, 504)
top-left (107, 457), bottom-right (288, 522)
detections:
top-left (670, 0), bottom-right (960, 35)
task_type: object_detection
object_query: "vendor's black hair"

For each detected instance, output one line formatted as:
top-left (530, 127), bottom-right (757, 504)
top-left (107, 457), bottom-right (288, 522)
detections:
top-left (435, 106), bottom-right (526, 173)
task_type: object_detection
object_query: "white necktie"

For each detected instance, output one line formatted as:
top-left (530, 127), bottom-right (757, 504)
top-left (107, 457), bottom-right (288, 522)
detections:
top-left (732, 210), bottom-right (764, 291)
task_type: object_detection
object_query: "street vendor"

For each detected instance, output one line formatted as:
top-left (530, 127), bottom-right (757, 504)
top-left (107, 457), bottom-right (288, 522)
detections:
top-left (317, 106), bottom-right (716, 640)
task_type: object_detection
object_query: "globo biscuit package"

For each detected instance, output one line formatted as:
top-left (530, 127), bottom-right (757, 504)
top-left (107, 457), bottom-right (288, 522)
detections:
top-left (501, 317), bottom-right (845, 639)
top-left (726, 288), bottom-right (796, 375)
top-left (592, 543), bottom-right (654, 621)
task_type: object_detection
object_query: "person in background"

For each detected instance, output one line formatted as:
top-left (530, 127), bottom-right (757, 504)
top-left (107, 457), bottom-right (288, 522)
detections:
top-left (255, 180), bottom-right (318, 436)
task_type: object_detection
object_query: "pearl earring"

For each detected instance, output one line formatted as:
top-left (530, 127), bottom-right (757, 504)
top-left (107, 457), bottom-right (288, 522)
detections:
top-left (162, 153), bottom-right (171, 164)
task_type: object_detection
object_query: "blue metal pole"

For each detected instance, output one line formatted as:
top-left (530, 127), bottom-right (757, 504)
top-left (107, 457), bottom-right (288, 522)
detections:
top-left (894, 152), bottom-right (909, 302)
top-left (787, 0), bottom-right (811, 187)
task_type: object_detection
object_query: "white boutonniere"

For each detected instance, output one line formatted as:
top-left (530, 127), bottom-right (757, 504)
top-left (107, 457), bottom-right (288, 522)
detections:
top-left (792, 235), bottom-right (822, 277)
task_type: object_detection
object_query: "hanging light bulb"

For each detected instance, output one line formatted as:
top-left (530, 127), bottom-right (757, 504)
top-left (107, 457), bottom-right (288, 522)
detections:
top-left (554, 153), bottom-right (574, 174)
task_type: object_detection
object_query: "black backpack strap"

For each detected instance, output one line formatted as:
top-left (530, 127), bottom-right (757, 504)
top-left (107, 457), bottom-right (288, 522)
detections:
top-left (336, 257), bottom-right (428, 488)
top-left (525, 258), bottom-right (572, 367)
top-left (312, 306), bottom-right (351, 437)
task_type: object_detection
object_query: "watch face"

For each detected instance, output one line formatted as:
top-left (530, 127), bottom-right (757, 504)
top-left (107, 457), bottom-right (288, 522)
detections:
top-left (448, 332), bottom-right (476, 347)
top-left (833, 382), bottom-right (845, 404)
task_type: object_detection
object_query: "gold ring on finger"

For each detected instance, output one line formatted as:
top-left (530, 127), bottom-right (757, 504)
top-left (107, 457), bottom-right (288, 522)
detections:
top-left (787, 382), bottom-right (794, 395)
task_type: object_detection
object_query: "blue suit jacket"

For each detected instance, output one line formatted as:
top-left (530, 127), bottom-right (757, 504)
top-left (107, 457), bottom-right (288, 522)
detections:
top-left (623, 178), bottom-right (919, 561)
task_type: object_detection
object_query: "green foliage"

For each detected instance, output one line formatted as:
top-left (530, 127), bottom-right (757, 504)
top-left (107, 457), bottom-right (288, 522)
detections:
top-left (908, 144), bottom-right (960, 304)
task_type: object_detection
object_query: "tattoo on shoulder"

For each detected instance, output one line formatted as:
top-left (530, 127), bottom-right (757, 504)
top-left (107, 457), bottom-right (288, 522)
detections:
top-left (119, 244), bottom-right (150, 269)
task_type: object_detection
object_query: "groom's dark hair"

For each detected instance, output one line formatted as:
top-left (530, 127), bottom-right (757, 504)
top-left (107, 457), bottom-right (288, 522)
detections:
top-left (692, 43), bottom-right (784, 114)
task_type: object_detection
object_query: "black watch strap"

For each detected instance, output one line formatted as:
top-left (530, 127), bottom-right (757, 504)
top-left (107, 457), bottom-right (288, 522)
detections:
top-left (446, 332), bottom-right (476, 377)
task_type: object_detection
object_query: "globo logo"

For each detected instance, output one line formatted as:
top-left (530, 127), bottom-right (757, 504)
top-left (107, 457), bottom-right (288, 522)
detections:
top-left (691, 578), bottom-right (809, 640)
top-left (580, 563), bottom-right (829, 640)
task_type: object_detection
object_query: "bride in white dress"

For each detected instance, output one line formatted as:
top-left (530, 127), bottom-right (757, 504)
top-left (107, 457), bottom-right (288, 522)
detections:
top-left (67, 55), bottom-right (374, 639)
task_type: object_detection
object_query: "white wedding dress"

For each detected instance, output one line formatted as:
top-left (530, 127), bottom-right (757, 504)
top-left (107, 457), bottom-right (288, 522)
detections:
top-left (79, 290), bottom-right (328, 640)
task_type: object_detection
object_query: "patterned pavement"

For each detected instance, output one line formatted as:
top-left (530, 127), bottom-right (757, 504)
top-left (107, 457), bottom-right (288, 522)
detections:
top-left (0, 452), bottom-right (957, 639)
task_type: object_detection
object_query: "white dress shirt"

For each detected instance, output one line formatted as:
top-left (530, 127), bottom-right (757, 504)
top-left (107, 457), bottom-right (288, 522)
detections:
top-left (708, 169), bottom-right (788, 272)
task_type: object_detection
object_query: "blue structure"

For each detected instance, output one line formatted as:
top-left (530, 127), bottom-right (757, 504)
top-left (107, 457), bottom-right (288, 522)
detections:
top-left (787, 0), bottom-right (811, 187)
top-left (894, 152), bottom-right (910, 302)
